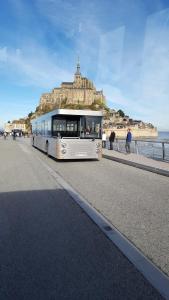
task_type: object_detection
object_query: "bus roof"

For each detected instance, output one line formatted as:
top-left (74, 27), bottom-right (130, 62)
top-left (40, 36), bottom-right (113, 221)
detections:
top-left (31, 109), bottom-right (103, 124)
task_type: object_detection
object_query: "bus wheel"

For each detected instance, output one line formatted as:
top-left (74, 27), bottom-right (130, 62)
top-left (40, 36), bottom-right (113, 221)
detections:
top-left (46, 140), bottom-right (49, 156)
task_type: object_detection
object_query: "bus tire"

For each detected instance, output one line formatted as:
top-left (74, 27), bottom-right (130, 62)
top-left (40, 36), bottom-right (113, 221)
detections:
top-left (46, 140), bottom-right (49, 156)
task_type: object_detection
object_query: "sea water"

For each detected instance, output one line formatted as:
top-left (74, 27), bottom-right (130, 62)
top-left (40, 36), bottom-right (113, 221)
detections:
top-left (157, 131), bottom-right (169, 142)
top-left (113, 131), bottom-right (169, 161)
top-left (135, 131), bottom-right (169, 161)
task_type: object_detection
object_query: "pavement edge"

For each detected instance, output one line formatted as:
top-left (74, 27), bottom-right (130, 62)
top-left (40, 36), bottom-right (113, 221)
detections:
top-left (103, 154), bottom-right (169, 177)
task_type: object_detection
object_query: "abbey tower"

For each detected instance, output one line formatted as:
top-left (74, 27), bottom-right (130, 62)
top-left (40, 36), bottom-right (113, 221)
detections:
top-left (39, 60), bottom-right (106, 109)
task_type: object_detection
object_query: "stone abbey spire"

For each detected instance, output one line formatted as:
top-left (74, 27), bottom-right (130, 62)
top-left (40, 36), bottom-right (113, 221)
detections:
top-left (75, 57), bottom-right (81, 76)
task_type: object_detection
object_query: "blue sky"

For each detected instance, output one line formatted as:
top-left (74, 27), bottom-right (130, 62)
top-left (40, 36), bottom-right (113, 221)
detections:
top-left (0, 0), bottom-right (169, 130)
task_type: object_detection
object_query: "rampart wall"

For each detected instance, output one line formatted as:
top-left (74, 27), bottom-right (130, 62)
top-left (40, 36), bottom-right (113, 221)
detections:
top-left (104, 127), bottom-right (158, 139)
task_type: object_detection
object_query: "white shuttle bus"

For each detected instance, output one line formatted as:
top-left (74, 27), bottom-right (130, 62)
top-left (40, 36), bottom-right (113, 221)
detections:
top-left (31, 109), bottom-right (103, 160)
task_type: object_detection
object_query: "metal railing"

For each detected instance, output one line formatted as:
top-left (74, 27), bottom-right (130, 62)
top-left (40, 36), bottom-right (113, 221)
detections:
top-left (105, 139), bottom-right (169, 161)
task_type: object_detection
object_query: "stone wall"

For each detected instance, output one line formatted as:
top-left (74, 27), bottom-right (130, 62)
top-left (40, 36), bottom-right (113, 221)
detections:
top-left (104, 127), bottom-right (158, 139)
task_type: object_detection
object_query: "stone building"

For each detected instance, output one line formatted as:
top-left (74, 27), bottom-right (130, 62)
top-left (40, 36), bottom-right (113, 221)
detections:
top-left (4, 120), bottom-right (27, 133)
top-left (39, 61), bottom-right (105, 109)
top-left (103, 109), bottom-right (122, 127)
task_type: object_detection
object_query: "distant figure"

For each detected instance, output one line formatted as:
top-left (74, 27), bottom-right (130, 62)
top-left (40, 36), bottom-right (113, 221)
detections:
top-left (3, 132), bottom-right (7, 140)
top-left (125, 128), bottom-right (132, 153)
top-left (102, 131), bottom-right (107, 148)
top-left (13, 131), bottom-right (16, 140)
top-left (109, 131), bottom-right (116, 150)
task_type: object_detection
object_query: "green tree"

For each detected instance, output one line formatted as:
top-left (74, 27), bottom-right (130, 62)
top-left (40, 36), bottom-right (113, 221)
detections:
top-left (28, 111), bottom-right (33, 118)
top-left (117, 109), bottom-right (125, 117)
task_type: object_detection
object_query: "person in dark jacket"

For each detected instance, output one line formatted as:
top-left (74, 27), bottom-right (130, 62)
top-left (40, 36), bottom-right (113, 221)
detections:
top-left (109, 131), bottom-right (115, 150)
top-left (125, 128), bottom-right (132, 153)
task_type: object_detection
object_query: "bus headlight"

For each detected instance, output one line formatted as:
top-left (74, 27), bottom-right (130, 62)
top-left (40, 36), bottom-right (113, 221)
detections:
top-left (61, 149), bottom-right (67, 154)
top-left (61, 143), bottom-right (67, 148)
top-left (96, 142), bottom-right (101, 148)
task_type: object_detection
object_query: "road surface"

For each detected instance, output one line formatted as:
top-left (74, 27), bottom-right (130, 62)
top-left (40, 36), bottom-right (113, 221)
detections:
top-left (0, 136), bottom-right (167, 299)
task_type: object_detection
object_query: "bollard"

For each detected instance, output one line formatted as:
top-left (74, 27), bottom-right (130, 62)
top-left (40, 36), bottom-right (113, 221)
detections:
top-left (135, 140), bottom-right (139, 155)
top-left (116, 139), bottom-right (119, 151)
top-left (162, 142), bottom-right (165, 160)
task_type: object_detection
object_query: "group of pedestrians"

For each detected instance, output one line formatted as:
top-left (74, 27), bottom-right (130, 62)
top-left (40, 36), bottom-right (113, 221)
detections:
top-left (3, 131), bottom-right (17, 140)
top-left (102, 128), bottom-right (132, 153)
top-left (102, 130), bottom-right (116, 150)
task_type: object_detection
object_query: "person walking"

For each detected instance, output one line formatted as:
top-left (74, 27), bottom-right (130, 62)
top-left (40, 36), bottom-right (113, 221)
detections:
top-left (125, 128), bottom-right (132, 153)
top-left (109, 131), bottom-right (115, 150)
top-left (13, 131), bottom-right (16, 140)
top-left (102, 131), bottom-right (107, 148)
top-left (3, 132), bottom-right (7, 140)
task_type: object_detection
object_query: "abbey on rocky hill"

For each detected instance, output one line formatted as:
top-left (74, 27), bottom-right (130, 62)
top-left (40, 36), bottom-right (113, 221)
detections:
top-left (39, 60), bottom-right (106, 110)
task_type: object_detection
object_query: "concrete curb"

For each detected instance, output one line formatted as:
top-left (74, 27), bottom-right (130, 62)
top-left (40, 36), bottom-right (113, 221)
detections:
top-left (103, 154), bottom-right (169, 177)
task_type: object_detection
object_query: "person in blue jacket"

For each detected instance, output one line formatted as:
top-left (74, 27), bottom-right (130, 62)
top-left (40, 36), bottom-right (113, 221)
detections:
top-left (125, 128), bottom-right (132, 153)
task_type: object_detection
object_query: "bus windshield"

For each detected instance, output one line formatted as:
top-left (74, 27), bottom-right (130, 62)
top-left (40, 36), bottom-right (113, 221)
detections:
top-left (52, 115), bottom-right (101, 139)
top-left (80, 116), bottom-right (101, 138)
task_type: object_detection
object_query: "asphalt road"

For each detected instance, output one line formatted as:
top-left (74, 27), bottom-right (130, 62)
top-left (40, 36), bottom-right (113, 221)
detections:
top-left (23, 138), bottom-right (169, 277)
top-left (0, 137), bottom-right (166, 299)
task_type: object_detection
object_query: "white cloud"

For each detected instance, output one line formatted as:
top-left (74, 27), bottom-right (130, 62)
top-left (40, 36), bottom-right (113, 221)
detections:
top-left (96, 26), bottom-right (125, 83)
top-left (78, 22), bottom-right (82, 33)
top-left (140, 8), bottom-right (169, 129)
top-left (94, 9), bottom-right (169, 129)
top-left (0, 45), bottom-right (73, 89)
top-left (35, 0), bottom-right (98, 34)
top-left (0, 47), bottom-right (8, 62)
top-left (1, 1), bottom-right (169, 129)
top-left (142, 10), bottom-right (169, 99)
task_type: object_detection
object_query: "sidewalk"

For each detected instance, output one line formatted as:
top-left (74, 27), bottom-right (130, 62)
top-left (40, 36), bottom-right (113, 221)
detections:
top-left (103, 149), bottom-right (169, 177)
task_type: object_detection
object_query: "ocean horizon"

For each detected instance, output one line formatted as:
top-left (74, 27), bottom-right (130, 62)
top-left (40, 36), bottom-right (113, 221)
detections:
top-left (157, 131), bottom-right (169, 141)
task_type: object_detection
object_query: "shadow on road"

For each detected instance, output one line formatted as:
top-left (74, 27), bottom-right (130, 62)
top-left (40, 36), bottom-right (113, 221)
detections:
top-left (0, 189), bottom-right (164, 300)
